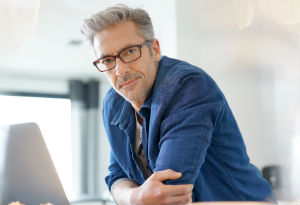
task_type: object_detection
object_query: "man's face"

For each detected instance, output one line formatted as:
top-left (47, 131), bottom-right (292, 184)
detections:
top-left (93, 20), bottom-right (161, 110)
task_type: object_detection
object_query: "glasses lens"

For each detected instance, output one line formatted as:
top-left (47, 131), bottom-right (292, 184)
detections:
top-left (97, 57), bottom-right (115, 71)
top-left (120, 46), bottom-right (141, 63)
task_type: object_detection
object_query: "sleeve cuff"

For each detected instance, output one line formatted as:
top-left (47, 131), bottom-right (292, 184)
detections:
top-left (110, 178), bottom-right (135, 203)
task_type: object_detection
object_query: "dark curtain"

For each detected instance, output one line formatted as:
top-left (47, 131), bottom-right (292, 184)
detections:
top-left (69, 79), bottom-right (101, 200)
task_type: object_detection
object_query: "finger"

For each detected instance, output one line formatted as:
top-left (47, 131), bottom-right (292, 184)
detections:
top-left (152, 169), bottom-right (182, 181)
top-left (187, 197), bottom-right (193, 204)
top-left (164, 193), bottom-right (192, 205)
top-left (165, 184), bottom-right (193, 196)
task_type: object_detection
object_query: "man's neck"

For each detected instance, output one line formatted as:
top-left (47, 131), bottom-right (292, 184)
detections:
top-left (130, 96), bottom-right (146, 113)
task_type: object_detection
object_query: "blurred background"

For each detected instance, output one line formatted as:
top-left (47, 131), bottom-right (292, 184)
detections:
top-left (0, 0), bottom-right (299, 203)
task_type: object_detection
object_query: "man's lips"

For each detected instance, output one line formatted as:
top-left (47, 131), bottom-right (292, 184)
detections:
top-left (119, 78), bottom-right (138, 89)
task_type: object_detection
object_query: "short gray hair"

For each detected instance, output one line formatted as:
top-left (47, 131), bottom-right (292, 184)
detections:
top-left (80, 4), bottom-right (154, 46)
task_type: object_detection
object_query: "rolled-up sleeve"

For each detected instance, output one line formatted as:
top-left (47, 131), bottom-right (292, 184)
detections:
top-left (154, 74), bottom-right (224, 185)
top-left (105, 152), bottom-right (129, 191)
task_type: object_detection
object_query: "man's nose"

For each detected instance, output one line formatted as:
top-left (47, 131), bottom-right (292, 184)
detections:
top-left (114, 58), bottom-right (130, 76)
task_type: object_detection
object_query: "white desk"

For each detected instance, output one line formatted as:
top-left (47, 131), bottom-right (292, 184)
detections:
top-left (72, 201), bottom-right (299, 205)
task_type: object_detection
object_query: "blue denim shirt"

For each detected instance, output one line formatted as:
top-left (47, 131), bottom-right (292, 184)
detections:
top-left (103, 56), bottom-right (274, 201)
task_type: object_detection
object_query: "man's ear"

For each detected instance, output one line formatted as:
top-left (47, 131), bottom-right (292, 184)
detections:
top-left (152, 38), bottom-right (161, 62)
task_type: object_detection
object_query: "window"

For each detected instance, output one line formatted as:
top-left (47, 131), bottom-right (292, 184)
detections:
top-left (0, 94), bottom-right (74, 199)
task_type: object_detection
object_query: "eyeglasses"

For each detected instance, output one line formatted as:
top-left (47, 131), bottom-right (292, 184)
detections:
top-left (93, 40), bottom-right (152, 72)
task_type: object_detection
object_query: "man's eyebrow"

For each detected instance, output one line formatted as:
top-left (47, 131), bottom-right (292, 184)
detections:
top-left (99, 43), bottom-right (140, 59)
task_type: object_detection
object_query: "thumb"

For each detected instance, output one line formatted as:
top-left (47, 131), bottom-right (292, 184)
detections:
top-left (152, 169), bottom-right (182, 182)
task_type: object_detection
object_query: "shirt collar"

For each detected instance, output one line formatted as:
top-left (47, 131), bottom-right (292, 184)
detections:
top-left (111, 99), bottom-right (134, 128)
top-left (138, 56), bottom-right (165, 117)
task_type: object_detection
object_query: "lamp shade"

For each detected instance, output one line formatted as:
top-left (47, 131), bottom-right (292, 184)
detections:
top-left (232, 0), bottom-right (300, 30)
top-left (0, 0), bottom-right (40, 58)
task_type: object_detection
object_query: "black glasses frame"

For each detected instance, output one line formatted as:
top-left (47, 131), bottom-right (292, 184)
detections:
top-left (93, 40), bottom-right (153, 72)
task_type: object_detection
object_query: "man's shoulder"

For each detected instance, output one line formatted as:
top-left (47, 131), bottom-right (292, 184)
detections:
top-left (152, 56), bottom-right (224, 107)
top-left (157, 56), bottom-right (212, 88)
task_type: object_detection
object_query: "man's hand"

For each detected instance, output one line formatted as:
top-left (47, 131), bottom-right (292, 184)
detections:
top-left (129, 169), bottom-right (193, 205)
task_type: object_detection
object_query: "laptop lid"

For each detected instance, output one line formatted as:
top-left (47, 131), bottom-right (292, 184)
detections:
top-left (0, 122), bottom-right (69, 205)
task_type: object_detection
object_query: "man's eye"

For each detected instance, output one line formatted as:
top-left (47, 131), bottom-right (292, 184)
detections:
top-left (102, 58), bottom-right (114, 64)
top-left (124, 47), bottom-right (138, 55)
top-left (128, 48), bottom-right (137, 53)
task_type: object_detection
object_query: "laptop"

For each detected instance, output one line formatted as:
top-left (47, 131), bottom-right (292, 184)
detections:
top-left (0, 122), bottom-right (69, 205)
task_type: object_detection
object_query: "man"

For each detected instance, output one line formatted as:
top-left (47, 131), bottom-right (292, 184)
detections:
top-left (81, 4), bottom-right (274, 204)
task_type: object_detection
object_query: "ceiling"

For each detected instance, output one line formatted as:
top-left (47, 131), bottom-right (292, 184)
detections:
top-left (0, 0), bottom-right (177, 80)
top-left (0, 0), bottom-right (299, 81)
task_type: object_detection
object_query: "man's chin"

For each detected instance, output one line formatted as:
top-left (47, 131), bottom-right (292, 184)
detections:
top-left (122, 93), bottom-right (144, 104)
top-left (118, 90), bottom-right (133, 101)
top-left (123, 95), bottom-right (139, 103)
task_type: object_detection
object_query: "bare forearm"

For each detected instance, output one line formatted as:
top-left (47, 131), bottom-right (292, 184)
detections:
top-left (111, 179), bottom-right (139, 204)
top-left (110, 170), bottom-right (193, 205)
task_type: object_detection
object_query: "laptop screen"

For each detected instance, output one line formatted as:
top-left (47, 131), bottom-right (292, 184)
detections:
top-left (0, 122), bottom-right (69, 205)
